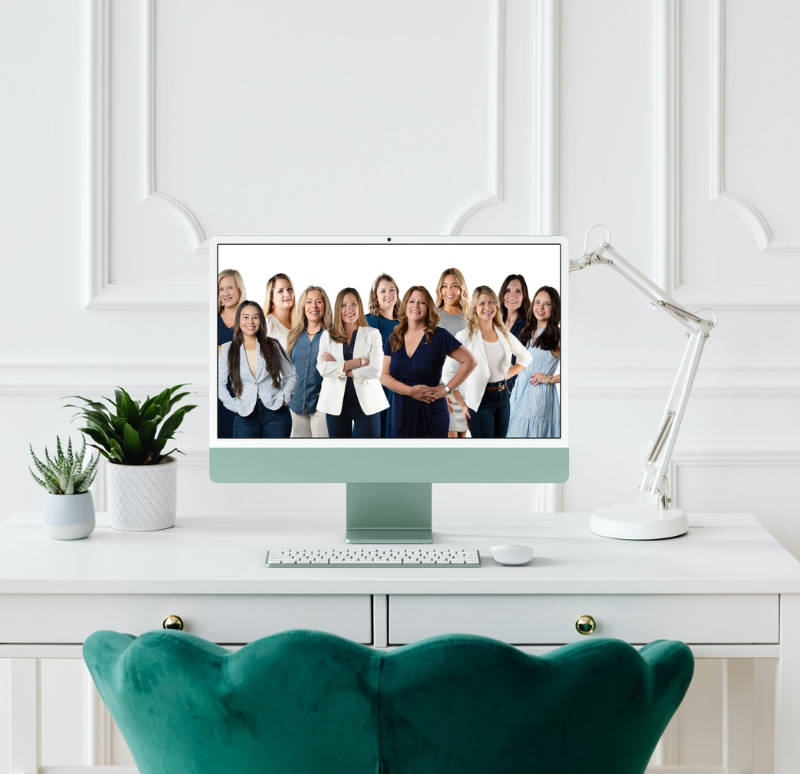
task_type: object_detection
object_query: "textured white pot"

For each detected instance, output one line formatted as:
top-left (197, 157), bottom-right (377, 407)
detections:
top-left (42, 491), bottom-right (95, 540)
top-left (106, 457), bottom-right (177, 531)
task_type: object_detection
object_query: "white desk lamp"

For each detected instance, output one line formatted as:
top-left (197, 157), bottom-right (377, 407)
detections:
top-left (570, 225), bottom-right (718, 540)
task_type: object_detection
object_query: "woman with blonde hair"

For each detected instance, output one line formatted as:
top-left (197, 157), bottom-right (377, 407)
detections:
top-left (434, 267), bottom-right (471, 437)
top-left (262, 273), bottom-right (296, 352)
top-left (316, 288), bottom-right (388, 438)
top-left (286, 286), bottom-right (333, 438)
top-left (442, 286), bottom-right (532, 438)
top-left (365, 273), bottom-right (401, 437)
top-left (217, 269), bottom-right (247, 438)
top-left (218, 300), bottom-right (297, 438)
top-left (380, 286), bottom-right (477, 438)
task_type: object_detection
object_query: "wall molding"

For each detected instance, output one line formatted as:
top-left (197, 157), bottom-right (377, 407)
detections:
top-left (654, 0), bottom-right (800, 310)
top-left (141, 0), bottom-right (208, 254)
top-left (670, 440), bottom-right (800, 513)
top-left (710, 0), bottom-right (799, 254)
top-left (442, 0), bottom-right (505, 235)
top-left (3, 359), bottom-right (800, 398)
top-left (83, 0), bottom-right (109, 309)
top-left (673, 440), bottom-right (800, 466)
top-left (0, 357), bottom-right (208, 396)
top-left (83, 0), bottom-right (208, 310)
top-left (533, 0), bottom-right (559, 234)
top-left (654, 0), bottom-right (679, 295)
top-left (570, 361), bottom-right (800, 398)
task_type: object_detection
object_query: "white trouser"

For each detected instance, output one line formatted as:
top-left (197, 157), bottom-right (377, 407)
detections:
top-left (290, 410), bottom-right (329, 438)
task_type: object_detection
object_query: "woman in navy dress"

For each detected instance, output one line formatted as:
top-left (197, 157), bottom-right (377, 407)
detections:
top-left (217, 269), bottom-right (246, 438)
top-left (365, 273), bottom-right (400, 437)
top-left (498, 274), bottom-right (530, 394)
top-left (380, 286), bottom-right (477, 438)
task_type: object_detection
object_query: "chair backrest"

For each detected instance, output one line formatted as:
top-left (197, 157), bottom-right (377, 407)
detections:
top-left (84, 629), bottom-right (693, 774)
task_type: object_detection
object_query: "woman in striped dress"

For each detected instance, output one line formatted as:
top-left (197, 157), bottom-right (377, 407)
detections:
top-left (507, 286), bottom-right (561, 438)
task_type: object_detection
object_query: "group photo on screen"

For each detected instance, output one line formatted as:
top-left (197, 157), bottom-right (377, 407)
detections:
top-left (217, 245), bottom-right (561, 440)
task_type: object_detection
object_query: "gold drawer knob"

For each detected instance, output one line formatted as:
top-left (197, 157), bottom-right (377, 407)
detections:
top-left (162, 614), bottom-right (184, 631)
top-left (575, 615), bottom-right (596, 636)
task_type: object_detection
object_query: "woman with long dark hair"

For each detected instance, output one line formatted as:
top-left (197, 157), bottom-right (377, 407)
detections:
top-left (498, 274), bottom-right (531, 394)
top-left (380, 286), bottom-right (477, 438)
top-left (218, 300), bottom-right (298, 438)
top-left (507, 286), bottom-right (561, 438)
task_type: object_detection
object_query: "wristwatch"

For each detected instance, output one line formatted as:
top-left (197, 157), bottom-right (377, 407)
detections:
top-left (443, 383), bottom-right (452, 395)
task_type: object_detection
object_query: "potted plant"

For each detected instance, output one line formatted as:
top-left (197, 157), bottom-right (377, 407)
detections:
top-left (66, 385), bottom-right (196, 532)
top-left (29, 437), bottom-right (99, 540)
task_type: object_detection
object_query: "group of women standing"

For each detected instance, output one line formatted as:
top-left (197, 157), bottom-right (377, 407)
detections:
top-left (217, 268), bottom-right (561, 440)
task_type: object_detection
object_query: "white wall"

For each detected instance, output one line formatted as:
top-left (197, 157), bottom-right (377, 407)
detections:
top-left (1, 0), bottom-right (798, 769)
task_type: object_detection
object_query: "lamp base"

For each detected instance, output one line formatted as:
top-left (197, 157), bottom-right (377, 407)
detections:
top-left (590, 503), bottom-right (688, 541)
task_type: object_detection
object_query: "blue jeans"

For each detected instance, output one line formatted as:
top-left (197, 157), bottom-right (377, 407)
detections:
top-left (326, 412), bottom-right (380, 439)
top-left (468, 382), bottom-right (510, 438)
top-left (233, 400), bottom-right (292, 438)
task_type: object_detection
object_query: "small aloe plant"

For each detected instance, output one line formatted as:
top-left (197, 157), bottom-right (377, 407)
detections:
top-left (29, 437), bottom-right (99, 495)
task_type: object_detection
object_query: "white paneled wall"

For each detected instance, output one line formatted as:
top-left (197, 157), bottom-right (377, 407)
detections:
top-left (1, 0), bottom-right (798, 770)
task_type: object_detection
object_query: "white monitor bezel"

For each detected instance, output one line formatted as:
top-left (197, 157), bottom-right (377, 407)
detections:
top-left (209, 235), bottom-right (568, 451)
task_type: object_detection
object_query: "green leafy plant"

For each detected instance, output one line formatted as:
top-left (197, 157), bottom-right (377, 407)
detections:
top-left (30, 436), bottom-right (99, 494)
top-left (65, 385), bottom-right (197, 466)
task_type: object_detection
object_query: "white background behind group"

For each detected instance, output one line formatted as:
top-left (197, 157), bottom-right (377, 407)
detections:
top-left (218, 243), bottom-right (561, 314)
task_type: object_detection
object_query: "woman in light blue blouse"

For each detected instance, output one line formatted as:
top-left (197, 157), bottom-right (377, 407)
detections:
top-left (286, 286), bottom-right (332, 438)
top-left (507, 286), bottom-right (561, 438)
top-left (218, 301), bottom-right (298, 439)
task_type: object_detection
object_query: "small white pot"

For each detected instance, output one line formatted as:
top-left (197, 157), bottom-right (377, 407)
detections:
top-left (106, 457), bottom-right (177, 532)
top-left (42, 491), bottom-right (96, 540)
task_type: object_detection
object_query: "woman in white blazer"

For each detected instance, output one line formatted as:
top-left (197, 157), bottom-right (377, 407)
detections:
top-left (317, 287), bottom-right (389, 438)
top-left (442, 286), bottom-right (532, 438)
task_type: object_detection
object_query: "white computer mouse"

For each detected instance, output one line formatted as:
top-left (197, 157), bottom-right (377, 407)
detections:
top-left (491, 545), bottom-right (534, 566)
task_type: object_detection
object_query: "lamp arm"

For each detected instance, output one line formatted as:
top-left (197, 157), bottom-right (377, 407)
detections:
top-left (640, 328), bottom-right (709, 507)
top-left (571, 232), bottom-right (718, 511)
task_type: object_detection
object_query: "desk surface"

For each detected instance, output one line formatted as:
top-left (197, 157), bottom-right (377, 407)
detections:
top-left (3, 512), bottom-right (800, 595)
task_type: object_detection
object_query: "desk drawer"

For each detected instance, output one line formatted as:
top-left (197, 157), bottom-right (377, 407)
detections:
top-left (388, 595), bottom-right (779, 645)
top-left (0, 594), bottom-right (373, 644)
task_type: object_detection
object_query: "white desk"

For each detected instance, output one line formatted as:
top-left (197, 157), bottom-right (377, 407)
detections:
top-left (3, 512), bottom-right (800, 773)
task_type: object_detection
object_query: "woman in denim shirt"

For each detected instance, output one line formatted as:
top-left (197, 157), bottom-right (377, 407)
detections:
top-left (286, 286), bottom-right (332, 438)
top-left (218, 301), bottom-right (298, 439)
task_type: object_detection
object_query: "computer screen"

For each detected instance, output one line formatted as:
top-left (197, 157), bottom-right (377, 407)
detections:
top-left (209, 236), bottom-right (568, 542)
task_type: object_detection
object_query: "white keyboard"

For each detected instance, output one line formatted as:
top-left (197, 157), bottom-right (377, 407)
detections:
top-left (266, 548), bottom-right (481, 567)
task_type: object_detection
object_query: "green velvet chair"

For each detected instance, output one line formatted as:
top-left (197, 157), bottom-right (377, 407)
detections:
top-left (84, 629), bottom-right (693, 774)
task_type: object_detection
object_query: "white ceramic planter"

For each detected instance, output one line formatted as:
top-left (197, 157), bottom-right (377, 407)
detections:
top-left (106, 456), bottom-right (177, 531)
top-left (42, 491), bottom-right (96, 540)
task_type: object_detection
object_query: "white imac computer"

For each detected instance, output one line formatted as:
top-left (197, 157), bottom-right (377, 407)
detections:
top-left (209, 236), bottom-right (568, 544)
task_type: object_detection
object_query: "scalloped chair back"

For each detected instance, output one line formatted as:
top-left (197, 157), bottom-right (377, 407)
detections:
top-left (84, 629), bottom-right (693, 774)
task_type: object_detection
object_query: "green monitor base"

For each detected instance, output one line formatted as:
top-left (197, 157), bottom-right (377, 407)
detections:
top-left (346, 483), bottom-right (432, 543)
